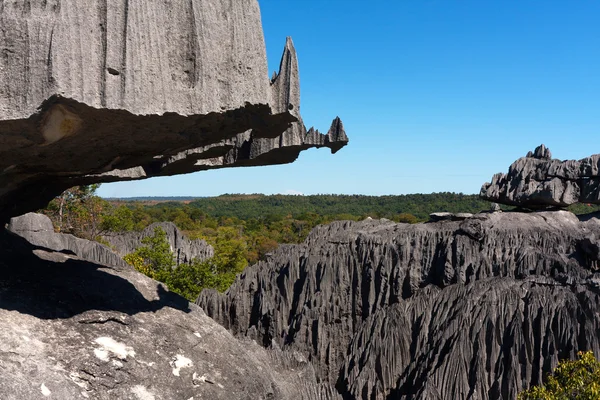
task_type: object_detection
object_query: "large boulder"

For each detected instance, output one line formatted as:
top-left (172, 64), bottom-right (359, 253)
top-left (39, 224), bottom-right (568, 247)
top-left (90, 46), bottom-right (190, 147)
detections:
top-left (480, 144), bottom-right (600, 208)
top-left (0, 1), bottom-right (348, 222)
top-left (198, 212), bottom-right (600, 399)
top-left (0, 226), bottom-right (340, 400)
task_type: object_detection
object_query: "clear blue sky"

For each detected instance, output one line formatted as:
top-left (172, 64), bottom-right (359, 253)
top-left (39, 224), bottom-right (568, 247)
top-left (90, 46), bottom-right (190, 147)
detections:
top-left (98, 0), bottom-right (600, 198)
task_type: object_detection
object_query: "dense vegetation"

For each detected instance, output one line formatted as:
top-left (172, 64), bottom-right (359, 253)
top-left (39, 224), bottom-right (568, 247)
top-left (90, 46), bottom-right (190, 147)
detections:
top-left (169, 192), bottom-right (492, 221)
top-left (518, 351), bottom-right (600, 399)
top-left (124, 226), bottom-right (244, 300)
top-left (41, 187), bottom-right (600, 300)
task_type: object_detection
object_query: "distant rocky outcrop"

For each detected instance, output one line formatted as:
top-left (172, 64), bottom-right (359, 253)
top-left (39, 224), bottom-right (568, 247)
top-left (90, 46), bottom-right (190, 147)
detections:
top-left (102, 222), bottom-right (214, 265)
top-left (0, 225), bottom-right (341, 400)
top-left (481, 144), bottom-right (600, 208)
top-left (0, 1), bottom-right (348, 223)
top-left (198, 212), bottom-right (600, 399)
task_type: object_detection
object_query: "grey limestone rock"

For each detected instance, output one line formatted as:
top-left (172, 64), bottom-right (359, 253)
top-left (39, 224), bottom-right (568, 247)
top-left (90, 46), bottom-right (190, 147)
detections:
top-left (0, 1), bottom-right (348, 222)
top-left (7, 212), bottom-right (129, 268)
top-left (481, 144), bottom-right (600, 208)
top-left (198, 211), bottom-right (600, 399)
top-left (102, 222), bottom-right (214, 266)
top-left (0, 225), bottom-right (340, 400)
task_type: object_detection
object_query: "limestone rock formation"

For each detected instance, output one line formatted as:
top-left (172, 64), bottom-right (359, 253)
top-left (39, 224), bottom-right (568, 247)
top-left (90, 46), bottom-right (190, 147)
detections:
top-left (7, 212), bottom-right (129, 268)
top-left (481, 144), bottom-right (600, 207)
top-left (102, 222), bottom-right (214, 266)
top-left (198, 212), bottom-right (600, 399)
top-left (0, 223), bottom-right (341, 400)
top-left (0, 1), bottom-right (348, 222)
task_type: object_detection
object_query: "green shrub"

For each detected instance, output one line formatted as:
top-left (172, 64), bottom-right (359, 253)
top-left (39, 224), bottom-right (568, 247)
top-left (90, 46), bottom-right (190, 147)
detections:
top-left (519, 351), bottom-right (600, 399)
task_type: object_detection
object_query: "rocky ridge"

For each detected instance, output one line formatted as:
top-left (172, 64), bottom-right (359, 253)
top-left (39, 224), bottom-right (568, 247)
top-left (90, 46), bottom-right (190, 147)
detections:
top-left (102, 222), bottom-right (214, 266)
top-left (198, 211), bottom-right (600, 399)
top-left (0, 1), bottom-right (348, 222)
top-left (481, 144), bottom-right (600, 208)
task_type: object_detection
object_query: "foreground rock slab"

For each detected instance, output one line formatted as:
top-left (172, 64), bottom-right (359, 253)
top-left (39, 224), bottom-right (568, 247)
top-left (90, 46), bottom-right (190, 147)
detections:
top-left (481, 144), bottom-right (600, 208)
top-left (0, 227), bottom-right (340, 399)
top-left (198, 211), bottom-right (600, 399)
top-left (0, 1), bottom-right (348, 222)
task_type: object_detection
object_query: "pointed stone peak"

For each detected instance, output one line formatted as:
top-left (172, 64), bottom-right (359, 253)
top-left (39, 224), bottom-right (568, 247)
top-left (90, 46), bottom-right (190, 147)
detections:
top-left (526, 144), bottom-right (552, 160)
top-left (326, 117), bottom-right (349, 153)
top-left (270, 37), bottom-right (300, 116)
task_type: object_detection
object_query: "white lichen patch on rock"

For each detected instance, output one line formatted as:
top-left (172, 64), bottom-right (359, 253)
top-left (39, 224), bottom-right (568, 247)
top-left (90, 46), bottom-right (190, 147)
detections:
top-left (171, 354), bottom-right (193, 376)
top-left (94, 348), bottom-right (110, 361)
top-left (131, 385), bottom-right (156, 400)
top-left (93, 337), bottom-right (135, 361)
top-left (40, 383), bottom-right (51, 396)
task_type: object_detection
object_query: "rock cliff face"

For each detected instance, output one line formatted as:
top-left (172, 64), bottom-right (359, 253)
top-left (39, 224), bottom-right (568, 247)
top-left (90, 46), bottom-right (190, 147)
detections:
top-left (198, 211), bottom-right (600, 399)
top-left (0, 1), bottom-right (348, 222)
top-left (0, 222), bottom-right (341, 400)
top-left (102, 222), bottom-right (214, 265)
top-left (481, 144), bottom-right (600, 208)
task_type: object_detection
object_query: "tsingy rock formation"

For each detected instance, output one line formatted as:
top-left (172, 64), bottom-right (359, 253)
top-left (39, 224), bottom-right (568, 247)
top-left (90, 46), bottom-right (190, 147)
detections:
top-left (198, 211), bottom-right (600, 399)
top-left (0, 1), bottom-right (348, 222)
top-left (102, 222), bottom-right (214, 266)
top-left (0, 219), bottom-right (341, 399)
top-left (481, 144), bottom-right (600, 208)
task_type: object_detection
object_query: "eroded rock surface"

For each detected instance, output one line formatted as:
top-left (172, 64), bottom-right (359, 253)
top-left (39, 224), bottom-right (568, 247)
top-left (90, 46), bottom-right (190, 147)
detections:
top-left (102, 222), bottom-right (214, 266)
top-left (0, 1), bottom-right (348, 222)
top-left (0, 226), bottom-right (340, 400)
top-left (198, 212), bottom-right (600, 399)
top-left (7, 212), bottom-right (129, 268)
top-left (481, 144), bottom-right (600, 208)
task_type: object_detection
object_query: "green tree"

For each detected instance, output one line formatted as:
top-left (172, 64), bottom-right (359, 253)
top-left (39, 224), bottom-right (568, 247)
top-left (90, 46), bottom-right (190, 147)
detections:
top-left (124, 226), bottom-right (243, 300)
top-left (165, 259), bottom-right (215, 301)
top-left (101, 205), bottom-right (135, 232)
top-left (519, 351), bottom-right (600, 399)
top-left (125, 227), bottom-right (175, 282)
top-left (394, 213), bottom-right (420, 224)
top-left (43, 184), bottom-right (110, 239)
top-left (210, 226), bottom-right (248, 275)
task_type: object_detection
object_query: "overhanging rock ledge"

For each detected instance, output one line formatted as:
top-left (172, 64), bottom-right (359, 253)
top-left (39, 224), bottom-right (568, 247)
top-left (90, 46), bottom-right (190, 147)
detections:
top-left (0, 1), bottom-right (348, 222)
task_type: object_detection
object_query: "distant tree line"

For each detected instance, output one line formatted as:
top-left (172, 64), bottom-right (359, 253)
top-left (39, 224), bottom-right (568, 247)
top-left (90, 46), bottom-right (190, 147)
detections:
top-left (41, 188), bottom-right (600, 300)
